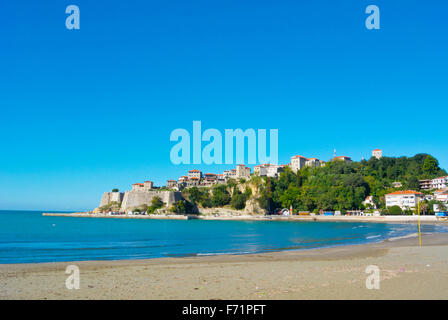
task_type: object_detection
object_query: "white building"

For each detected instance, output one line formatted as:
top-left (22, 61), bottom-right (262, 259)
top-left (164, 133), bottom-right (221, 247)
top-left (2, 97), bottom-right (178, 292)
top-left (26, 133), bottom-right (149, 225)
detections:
top-left (434, 189), bottom-right (448, 203)
top-left (432, 176), bottom-right (448, 189)
top-left (419, 176), bottom-right (448, 190)
top-left (188, 169), bottom-right (202, 180)
top-left (187, 177), bottom-right (200, 187)
top-left (305, 158), bottom-right (324, 168)
top-left (372, 149), bottom-right (383, 159)
top-left (166, 180), bottom-right (177, 189)
top-left (290, 155), bottom-right (308, 173)
top-left (132, 181), bottom-right (154, 191)
top-left (385, 190), bottom-right (424, 210)
top-left (254, 164), bottom-right (284, 178)
top-left (236, 164), bottom-right (250, 179)
top-left (362, 196), bottom-right (376, 209)
top-left (216, 174), bottom-right (226, 183)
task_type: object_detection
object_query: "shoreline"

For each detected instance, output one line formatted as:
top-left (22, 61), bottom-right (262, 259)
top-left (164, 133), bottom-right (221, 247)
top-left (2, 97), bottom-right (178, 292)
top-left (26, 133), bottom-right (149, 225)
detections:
top-left (1, 232), bottom-right (448, 299)
top-left (42, 212), bottom-right (448, 223)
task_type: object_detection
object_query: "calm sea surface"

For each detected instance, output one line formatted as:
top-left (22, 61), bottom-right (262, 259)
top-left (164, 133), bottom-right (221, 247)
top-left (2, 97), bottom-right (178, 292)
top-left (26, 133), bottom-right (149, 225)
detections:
top-left (0, 210), bottom-right (446, 264)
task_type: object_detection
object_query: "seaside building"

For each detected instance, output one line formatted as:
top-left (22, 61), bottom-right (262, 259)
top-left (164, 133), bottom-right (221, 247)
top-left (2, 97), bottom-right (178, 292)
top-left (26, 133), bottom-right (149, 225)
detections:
top-left (372, 149), bottom-right (383, 159)
top-left (132, 183), bottom-right (144, 191)
top-left (144, 181), bottom-right (154, 190)
top-left (187, 177), bottom-right (200, 187)
top-left (305, 158), bottom-right (324, 168)
top-left (254, 163), bottom-right (284, 178)
top-left (216, 174), bottom-right (226, 184)
top-left (291, 155), bottom-right (308, 173)
top-left (419, 176), bottom-right (448, 190)
top-left (203, 173), bottom-right (217, 185)
top-left (434, 189), bottom-right (448, 203)
top-left (419, 179), bottom-right (432, 190)
top-left (166, 180), bottom-right (177, 189)
top-left (188, 169), bottom-right (202, 180)
top-left (432, 176), bottom-right (448, 189)
top-left (385, 190), bottom-right (424, 210)
top-left (362, 196), bottom-right (376, 209)
top-left (132, 181), bottom-right (154, 191)
top-left (236, 164), bottom-right (251, 179)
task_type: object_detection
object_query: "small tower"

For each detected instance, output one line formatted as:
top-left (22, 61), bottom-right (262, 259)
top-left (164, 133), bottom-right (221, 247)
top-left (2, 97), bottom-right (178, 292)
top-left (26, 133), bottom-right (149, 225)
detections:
top-left (372, 149), bottom-right (382, 159)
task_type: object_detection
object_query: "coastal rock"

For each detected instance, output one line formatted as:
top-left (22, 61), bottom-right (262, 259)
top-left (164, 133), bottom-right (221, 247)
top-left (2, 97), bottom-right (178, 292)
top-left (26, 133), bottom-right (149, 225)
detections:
top-left (244, 198), bottom-right (267, 215)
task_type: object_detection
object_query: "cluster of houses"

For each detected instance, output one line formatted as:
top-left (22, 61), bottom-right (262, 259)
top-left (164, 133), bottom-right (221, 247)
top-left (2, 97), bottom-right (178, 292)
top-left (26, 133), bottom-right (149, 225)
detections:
top-left (167, 164), bottom-right (256, 189)
top-left (125, 147), bottom-right (447, 214)
top-left (164, 150), bottom-right (364, 190)
top-left (379, 175), bottom-right (448, 212)
top-left (419, 176), bottom-right (448, 190)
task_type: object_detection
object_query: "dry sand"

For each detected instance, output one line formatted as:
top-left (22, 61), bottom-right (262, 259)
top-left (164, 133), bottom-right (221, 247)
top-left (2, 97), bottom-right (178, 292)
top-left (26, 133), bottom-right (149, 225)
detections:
top-left (1, 233), bottom-right (448, 300)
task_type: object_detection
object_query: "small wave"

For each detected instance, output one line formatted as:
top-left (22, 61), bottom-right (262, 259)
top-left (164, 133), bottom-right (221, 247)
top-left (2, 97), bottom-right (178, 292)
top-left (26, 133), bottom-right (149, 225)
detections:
top-left (197, 251), bottom-right (253, 256)
top-left (366, 235), bottom-right (382, 239)
top-left (388, 232), bottom-right (418, 241)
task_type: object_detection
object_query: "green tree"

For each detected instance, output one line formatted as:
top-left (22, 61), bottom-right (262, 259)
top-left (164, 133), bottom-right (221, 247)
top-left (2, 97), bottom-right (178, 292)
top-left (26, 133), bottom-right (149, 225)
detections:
top-left (230, 190), bottom-right (247, 210)
top-left (151, 196), bottom-right (164, 209)
top-left (211, 185), bottom-right (231, 207)
top-left (422, 155), bottom-right (439, 177)
top-left (147, 196), bottom-right (164, 213)
top-left (112, 188), bottom-right (119, 192)
top-left (388, 205), bottom-right (403, 215)
top-left (188, 187), bottom-right (204, 204)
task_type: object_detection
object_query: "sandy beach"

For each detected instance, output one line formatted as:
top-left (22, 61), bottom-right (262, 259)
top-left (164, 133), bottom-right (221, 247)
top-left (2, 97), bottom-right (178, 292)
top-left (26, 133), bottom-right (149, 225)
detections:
top-left (1, 232), bottom-right (448, 300)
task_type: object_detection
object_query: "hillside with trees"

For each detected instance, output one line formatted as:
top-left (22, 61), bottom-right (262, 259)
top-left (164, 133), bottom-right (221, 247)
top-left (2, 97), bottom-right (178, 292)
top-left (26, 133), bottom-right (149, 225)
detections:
top-left (169, 154), bottom-right (446, 215)
top-left (262, 153), bottom-right (446, 213)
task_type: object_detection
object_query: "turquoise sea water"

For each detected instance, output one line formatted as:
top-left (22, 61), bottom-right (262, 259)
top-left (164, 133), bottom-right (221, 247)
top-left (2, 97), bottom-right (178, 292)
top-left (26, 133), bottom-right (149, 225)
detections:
top-left (0, 210), bottom-right (447, 264)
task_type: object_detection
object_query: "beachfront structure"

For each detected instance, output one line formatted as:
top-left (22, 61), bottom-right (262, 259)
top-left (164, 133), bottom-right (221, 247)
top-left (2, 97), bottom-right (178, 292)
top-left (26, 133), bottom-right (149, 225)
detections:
top-left (332, 156), bottom-right (352, 163)
top-left (435, 189), bottom-right (448, 203)
top-left (372, 149), bottom-right (383, 159)
top-left (385, 190), bottom-right (424, 210)
top-left (236, 164), bottom-right (251, 179)
top-left (362, 196), bottom-right (376, 209)
top-left (188, 169), bottom-right (202, 180)
top-left (419, 176), bottom-right (448, 190)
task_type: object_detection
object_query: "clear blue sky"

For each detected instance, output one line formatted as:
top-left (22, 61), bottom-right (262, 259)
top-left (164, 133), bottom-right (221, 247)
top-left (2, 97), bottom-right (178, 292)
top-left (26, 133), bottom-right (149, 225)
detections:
top-left (1, 0), bottom-right (447, 211)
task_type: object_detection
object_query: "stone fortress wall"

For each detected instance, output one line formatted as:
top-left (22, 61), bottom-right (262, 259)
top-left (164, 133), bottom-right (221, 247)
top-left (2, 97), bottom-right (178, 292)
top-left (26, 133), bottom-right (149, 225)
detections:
top-left (120, 190), bottom-right (182, 211)
top-left (99, 183), bottom-right (182, 212)
top-left (100, 192), bottom-right (124, 207)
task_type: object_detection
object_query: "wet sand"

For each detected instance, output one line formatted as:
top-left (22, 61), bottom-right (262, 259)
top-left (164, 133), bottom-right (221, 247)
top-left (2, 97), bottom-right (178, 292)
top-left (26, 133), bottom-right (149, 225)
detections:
top-left (1, 233), bottom-right (448, 300)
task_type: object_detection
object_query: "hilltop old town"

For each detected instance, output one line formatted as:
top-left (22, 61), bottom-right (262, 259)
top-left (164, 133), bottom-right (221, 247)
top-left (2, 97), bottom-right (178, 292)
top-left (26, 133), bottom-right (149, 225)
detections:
top-left (96, 149), bottom-right (448, 217)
